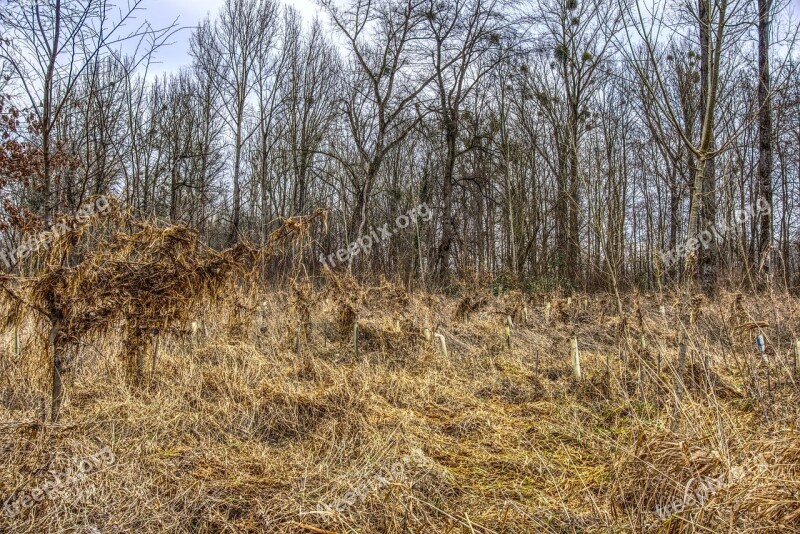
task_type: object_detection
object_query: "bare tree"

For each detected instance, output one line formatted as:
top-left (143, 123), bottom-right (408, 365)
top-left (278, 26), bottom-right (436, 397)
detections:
top-left (319, 0), bottom-right (437, 259)
top-left (192, 0), bottom-right (278, 245)
top-left (757, 0), bottom-right (773, 285)
top-left (0, 0), bottom-right (175, 221)
top-left (426, 0), bottom-right (507, 283)
top-left (532, 0), bottom-right (623, 290)
top-left (619, 0), bottom-right (753, 292)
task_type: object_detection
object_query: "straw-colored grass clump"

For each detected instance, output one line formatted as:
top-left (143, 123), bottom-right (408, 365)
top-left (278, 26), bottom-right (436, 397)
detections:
top-left (1, 276), bottom-right (799, 532)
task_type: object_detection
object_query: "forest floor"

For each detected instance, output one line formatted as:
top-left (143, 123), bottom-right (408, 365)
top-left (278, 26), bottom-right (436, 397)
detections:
top-left (1, 286), bottom-right (799, 533)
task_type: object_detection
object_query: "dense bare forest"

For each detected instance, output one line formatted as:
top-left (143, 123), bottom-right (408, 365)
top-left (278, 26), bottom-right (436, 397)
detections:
top-left (2, 0), bottom-right (799, 293)
top-left (2, 1), bottom-right (800, 533)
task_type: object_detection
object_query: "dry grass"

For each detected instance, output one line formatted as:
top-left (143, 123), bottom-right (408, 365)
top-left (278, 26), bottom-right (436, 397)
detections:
top-left (1, 283), bottom-right (799, 533)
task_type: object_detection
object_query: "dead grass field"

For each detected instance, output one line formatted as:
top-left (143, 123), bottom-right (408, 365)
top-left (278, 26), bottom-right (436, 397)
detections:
top-left (1, 286), bottom-right (799, 533)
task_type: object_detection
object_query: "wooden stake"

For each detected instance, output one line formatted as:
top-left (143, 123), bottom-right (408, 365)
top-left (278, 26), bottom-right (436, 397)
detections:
top-left (505, 316), bottom-right (513, 349)
top-left (638, 361), bottom-right (645, 402)
top-left (151, 333), bottom-right (160, 374)
top-left (570, 336), bottom-right (581, 380)
top-left (544, 303), bottom-right (551, 323)
top-left (657, 346), bottom-right (662, 375)
top-left (757, 335), bottom-right (772, 399)
top-left (353, 323), bottom-right (359, 359)
top-left (49, 322), bottom-right (64, 423)
top-left (434, 333), bottom-right (448, 358)
top-left (793, 339), bottom-right (799, 379)
top-left (671, 337), bottom-right (688, 433)
top-left (136, 346), bottom-right (144, 378)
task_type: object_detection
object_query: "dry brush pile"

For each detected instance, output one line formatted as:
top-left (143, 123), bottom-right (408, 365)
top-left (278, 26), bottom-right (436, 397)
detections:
top-left (0, 237), bottom-right (799, 532)
top-left (0, 202), bottom-right (325, 422)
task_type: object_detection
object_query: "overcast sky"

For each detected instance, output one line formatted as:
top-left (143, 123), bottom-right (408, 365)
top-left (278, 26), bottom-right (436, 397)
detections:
top-left (138, 0), bottom-right (800, 79)
top-left (141, 0), bottom-right (322, 78)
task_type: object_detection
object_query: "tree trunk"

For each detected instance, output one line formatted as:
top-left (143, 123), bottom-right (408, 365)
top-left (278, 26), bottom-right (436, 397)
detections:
top-left (41, 0), bottom-right (63, 223)
top-left (436, 112), bottom-right (458, 285)
top-left (230, 120), bottom-right (243, 245)
top-left (757, 0), bottom-right (773, 286)
top-left (49, 322), bottom-right (64, 423)
top-left (698, 0), bottom-right (717, 295)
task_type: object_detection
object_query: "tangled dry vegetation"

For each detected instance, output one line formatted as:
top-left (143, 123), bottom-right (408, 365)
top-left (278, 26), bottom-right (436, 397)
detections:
top-left (0, 202), bottom-right (326, 422)
top-left (1, 262), bottom-right (799, 533)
